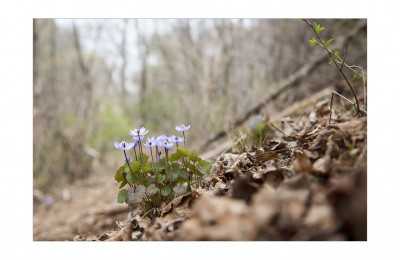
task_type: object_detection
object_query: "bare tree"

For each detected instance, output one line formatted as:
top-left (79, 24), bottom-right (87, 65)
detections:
top-left (134, 20), bottom-right (150, 124)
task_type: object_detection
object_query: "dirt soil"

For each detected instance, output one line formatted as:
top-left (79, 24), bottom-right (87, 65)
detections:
top-left (33, 159), bottom-right (130, 241)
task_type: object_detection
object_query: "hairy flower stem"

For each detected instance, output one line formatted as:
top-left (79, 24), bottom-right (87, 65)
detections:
top-left (122, 173), bottom-right (132, 188)
top-left (155, 146), bottom-right (159, 161)
top-left (123, 150), bottom-right (138, 186)
top-left (150, 147), bottom-right (155, 169)
top-left (138, 140), bottom-right (143, 163)
top-left (133, 147), bottom-right (138, 161)
top-left (164, 148), bottom-right (169, 164)
top-left (182, 131), bottom-right (187, 148)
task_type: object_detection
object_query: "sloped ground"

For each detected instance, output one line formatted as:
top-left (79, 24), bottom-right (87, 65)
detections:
top-left (97, 96), bottom-right (367, 241)
top-left (33, 94), bottom-right (366, 241)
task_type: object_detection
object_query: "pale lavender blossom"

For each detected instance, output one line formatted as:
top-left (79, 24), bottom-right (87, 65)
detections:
top-left (175, 124), bottom-right (191, 132)
top-left (168, 135), bottom-right (184, 143)
top-left (129, 127), bottom-right (149, 137)
top-left (159, 140), bottom-right (174, 150)
top-left (156, 135), bottom-right (168, 142)
top-left (143, 138), bottom-right (157, 148)
top-left (114, 141), bottom-right (136, 151)
top-left (132, 135), bottom-right (144, 142)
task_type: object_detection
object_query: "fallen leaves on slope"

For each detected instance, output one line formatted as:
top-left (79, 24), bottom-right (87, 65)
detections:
top-left (100, 96), bottom-right (366, 241)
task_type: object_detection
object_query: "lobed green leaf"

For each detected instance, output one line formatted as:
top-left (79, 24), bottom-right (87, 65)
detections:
top-left (177, 147), bottom-right (188, 157)
top-left (169, 152), bottom-right (182, 162)
top-left (127, 185), bottom-right (146, 208)
top-left (117, 189), bottom-right (128, 203)
top-left (126, 173), bottom-right (135, 184)
top-left (155, 158), bottom-right (167, 170)
top-left (161, 185), bottom-right (172, 196)
top-left (173, 185), bottom-right (187, 196)
top-left (196, 159), bottom-right (212, 175)
top-left (114, 165), bottom-right (125, 183)
top-left (146, 184), bottom-right (160, 196)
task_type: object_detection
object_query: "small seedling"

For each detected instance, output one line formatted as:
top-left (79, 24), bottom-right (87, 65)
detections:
top-left (302, 19), bottom-right (367, 119)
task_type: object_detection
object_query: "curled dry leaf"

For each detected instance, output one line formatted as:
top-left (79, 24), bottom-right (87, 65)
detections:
top-left (293, 152), bottom-right (314, 174)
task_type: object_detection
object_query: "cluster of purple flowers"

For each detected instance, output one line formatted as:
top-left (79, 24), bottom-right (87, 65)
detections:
top-left (114, 124), bottom-right (190, 162)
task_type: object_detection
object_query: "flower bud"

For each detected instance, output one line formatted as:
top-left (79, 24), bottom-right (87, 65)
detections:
top-left (121, 171), bottom-right (126, 177)
top-left (125, 156), bottom-right (130, 162)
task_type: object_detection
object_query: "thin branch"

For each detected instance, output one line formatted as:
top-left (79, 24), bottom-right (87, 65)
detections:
top-left (304, 19), bottom-right (361, 116)
top-left (329, 90), bottom-right (367, 125)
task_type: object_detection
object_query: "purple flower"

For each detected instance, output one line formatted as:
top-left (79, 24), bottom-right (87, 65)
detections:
top-left (129, 127), bottom-right (149, 137)
top-left (159, 140), bottom-right (174, 149)
top-left (143, 138), bottom-right (157, 148)
top-left (132, 135), bottom-right (144, 142)
top-left (168, 135), bottom-right (184, 143)
top-left (254, 114), bottom-right (262, 120)
top-left (43, 197), bottom-right (54, 205)
top-left (158, 151), bottom-right (162, 156)
top-left (156, 135), bottom-right (168, 142)
top-left (175, 124), bottom-right (191, 132)
top-left (250, 120), bottom-right (256, 130)
top-left (125, 156), bottom-right (131, 162)
top-left (114, 141), bottom-right (136, 151)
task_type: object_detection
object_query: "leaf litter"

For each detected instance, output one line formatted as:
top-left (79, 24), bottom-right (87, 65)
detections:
top-left (99, 97), bottom-right (367, 241)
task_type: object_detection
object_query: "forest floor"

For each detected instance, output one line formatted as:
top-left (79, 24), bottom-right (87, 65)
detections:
top-left (33, 90), bottom-right (367, 241)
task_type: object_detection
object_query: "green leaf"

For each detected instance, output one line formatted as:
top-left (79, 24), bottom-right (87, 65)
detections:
top-left (314, 22), bottom-right (318, 30)
top-left (329, 61), bottom-right (333, 64)
top-left (334, 50), bottom-right (339, 56)
top-left (114, 165), bottom-right (125, 183)
top-left (177, 147), bottom-right (188, 157)
top-left (124, 164), bottom-right (130, 174)
top-left (196, 159), bottom-right (212, 175)
top-left (141, 166), bottom-right (151, 172)
top-left (119, 179), bottom-right (128, 189)
top-left (117, 189), bottom-right (128, 203)
top-left (126, 173), bottom-right (135, 184)
top-left (166, 163), bottom-right (180, 183)
top-left (352, 73), bottom-right (357, 81)
top-left (155, 158), bottom-right (167, 170)
top-left (130, 162), bottom-right (141, 173)
top-left (127, 185), bottom-right (145, 208)
top-left (146, 184), bottom-right (160, 196)
top-left (179, 168), bottom-right (188, 180)
top-left (170, 152), bottom-right (182, 162)
top-left (158, 174), bottom-right (166, 184)
top-left (318, 27), bottom-right (325, 33)
top-left (326, 39), bottom-right (333, 47)
top-left (309, 37), bottom-right (317, 46)
top-left (137, 153), bottom-right (149, 163)
top-left (147, 176), bottom-right (155, 185)
top-left (189, 150), bottom-right (198, 162)
top-left (161, 185), bottom-right (172, 196)
top-left (173, 185), bottom-right (187, 196)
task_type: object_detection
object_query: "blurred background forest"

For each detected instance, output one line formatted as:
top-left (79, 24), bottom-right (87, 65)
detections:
top-left (33, 19), bottom-right (366, 193)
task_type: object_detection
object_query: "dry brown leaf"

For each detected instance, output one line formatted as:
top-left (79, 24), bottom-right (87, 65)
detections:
top-left (293, 152), bottom-right (314, 174)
